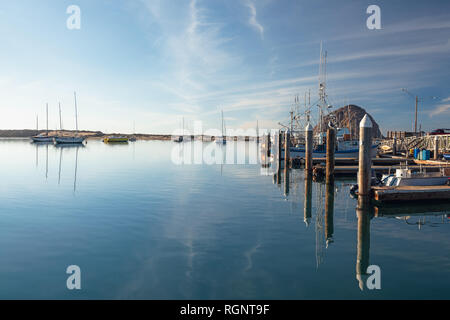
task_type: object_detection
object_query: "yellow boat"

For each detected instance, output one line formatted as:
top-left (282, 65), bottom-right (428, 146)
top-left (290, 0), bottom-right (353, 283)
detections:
top-left (103, 136), bottom-right (129, 143)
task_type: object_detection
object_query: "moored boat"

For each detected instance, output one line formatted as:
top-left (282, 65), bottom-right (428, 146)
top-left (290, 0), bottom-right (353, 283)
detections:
top-left (31, 103), bottom-right (55, 143)
top-left (103, 136), bottom-right (129, 143)
top-left (54, 92), bottom-right (85, 145)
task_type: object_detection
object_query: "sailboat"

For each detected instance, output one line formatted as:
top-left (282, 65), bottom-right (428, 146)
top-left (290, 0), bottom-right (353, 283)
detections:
top-left (215, 110), bottom-right (226, 144)
top-left (31, 104), bottom-right (55, 143)
top-left (129, 121), bottom-right (137, 142)
top-left (173, 117), bottom-right (184, 142)
top-left (55, 92), bottom-right (86, 144)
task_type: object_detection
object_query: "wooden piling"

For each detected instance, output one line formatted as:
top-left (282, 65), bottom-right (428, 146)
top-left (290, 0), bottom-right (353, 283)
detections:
top-left (284, 130), bottom-right (290, 170)
top-left (392, 137), bottom-right (397, 156)
top-left (358, 115), bottom-right (373, 197)
top-left (434, 136), bottom-right (439, 160)
top-left (326, 128), bottom-right (335, 184)
top-left (305, 123), bottom-right (313, 173)
top-left (284, 131), bottom-right (290, 195)
top-left (276, 132), bottom-right (282, 184)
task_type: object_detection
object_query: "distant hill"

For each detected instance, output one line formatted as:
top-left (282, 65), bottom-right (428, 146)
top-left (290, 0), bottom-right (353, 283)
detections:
top-left (313, 105), bottom-right (382, 138)
top-left (0, 130), bottom-right (104, 138)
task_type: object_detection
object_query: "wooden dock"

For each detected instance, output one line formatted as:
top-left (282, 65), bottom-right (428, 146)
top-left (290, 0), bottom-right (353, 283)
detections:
top-left (311, 157), bottom-right (410, 166)
top-left (373, 185), bottom-right (450, 202)
top-left (313, 164), bottom-right (443, 176)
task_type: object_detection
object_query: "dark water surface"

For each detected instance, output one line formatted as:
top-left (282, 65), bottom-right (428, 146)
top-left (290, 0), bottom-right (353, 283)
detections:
top-left (0, 139), bottom-right (449, 299)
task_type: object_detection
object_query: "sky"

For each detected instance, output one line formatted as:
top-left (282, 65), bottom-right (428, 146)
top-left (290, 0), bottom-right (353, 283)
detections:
top-left (0, 0), bottom-right (449, 135)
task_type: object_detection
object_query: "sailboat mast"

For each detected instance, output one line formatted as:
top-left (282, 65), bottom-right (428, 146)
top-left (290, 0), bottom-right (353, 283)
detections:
top-left (46, 103), bottom-right (49, 136)
top-left (74, 92), bottom-right (79, 135)
top-left (59, 102), bottom-right (62, 131)
top-left (221, 110), bottom-right (224, 137)
top-left (36, 115), bottom-right (39, 131)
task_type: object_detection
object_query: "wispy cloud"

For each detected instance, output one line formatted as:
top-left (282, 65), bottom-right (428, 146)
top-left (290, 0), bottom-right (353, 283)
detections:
top-left (430, 97), bottom-right (450, 117)
top-left (244, 0), bottom-right (264, 39)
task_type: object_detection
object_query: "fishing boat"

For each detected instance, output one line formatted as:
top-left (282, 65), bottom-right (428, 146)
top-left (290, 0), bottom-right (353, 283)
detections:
top-left (215, 110), bottom-right (226, 144)
top-left (281, 44), bottom-right (378, 159)
top-left (55, 92), bottom-right (86, 145)
top-left (31, 104), bottom-right (55, 143)
top-left (103, 136), bottom-right (129, 143)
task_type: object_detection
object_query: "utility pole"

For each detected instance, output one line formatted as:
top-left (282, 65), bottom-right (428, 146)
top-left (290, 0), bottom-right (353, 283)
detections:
top-left (402, 88), bottom-right (439, 134)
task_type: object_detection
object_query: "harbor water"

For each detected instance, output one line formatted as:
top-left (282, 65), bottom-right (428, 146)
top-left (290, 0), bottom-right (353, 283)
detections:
top-left (0, 139), bottom-right (449, 299)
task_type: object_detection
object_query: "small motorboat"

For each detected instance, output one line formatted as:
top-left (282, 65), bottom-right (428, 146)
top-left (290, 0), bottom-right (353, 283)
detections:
top-left (103, 136), bottom-right (129, 143)
top-left (443, 154), bottom-right (450, 161)
top-left (380, 168), bottom-right (450, 187)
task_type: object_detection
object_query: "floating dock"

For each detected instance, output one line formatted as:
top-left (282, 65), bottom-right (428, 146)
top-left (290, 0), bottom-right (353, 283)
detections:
top-left (313, 165), bottom-right (445, 176)
top-left (373, 185), bottom-right (450, 202)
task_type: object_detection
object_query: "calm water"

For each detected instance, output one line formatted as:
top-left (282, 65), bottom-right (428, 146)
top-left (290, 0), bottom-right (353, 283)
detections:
top-left (0, 139), bottom-right (449, 299)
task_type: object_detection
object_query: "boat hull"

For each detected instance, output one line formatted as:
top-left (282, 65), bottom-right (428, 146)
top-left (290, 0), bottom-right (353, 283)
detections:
top-left (286, 144), bottom-right (378, 159)
top-left (103, 137), bottom-right (129, 143)
top-left (54, 137), bottom-right (85, 144)
top-left (31, 136), bottom-right (55, 143)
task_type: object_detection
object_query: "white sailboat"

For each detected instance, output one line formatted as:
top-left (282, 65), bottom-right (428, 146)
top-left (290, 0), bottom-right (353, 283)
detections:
top-left (31, 104), bottom-right (55, 143)
top-left (215, 110), bottom-right (226, 144)
top-left (55, 92), bottom-right (86, 144)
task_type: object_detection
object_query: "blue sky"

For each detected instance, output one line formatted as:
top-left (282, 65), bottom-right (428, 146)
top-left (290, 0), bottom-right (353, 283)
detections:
top-left (0, 0), bottom-right (449, 134)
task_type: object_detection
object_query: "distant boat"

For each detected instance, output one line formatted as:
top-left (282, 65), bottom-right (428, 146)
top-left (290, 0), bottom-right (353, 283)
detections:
top-left (129, 121), bottom-right (137, 142)
top-left (55, 92), bottom-right (86, 145)
top-left (216, 110), bottom-right (226, 144)
top-left (173, 117), bottom-right (184, 143)
top-left (104, 136), bottom-right (129, 143)
top-left (31, 104), bottom-right (55, 143)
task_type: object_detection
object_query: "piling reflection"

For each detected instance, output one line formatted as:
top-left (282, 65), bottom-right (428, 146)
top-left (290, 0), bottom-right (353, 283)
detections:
top-left (284, 168), bottom-right (290, 196)
top-left (304, 172), bottom-right (312, 226)
top-left (325, 180), bottom-right (334, 247)
top-left (356, 196), bottom-right (374, 290)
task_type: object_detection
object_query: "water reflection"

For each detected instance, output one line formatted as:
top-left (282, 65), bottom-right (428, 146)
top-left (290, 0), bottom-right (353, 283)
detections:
top-left (325, 180), bottom-right (334, 247)
top-left (304, 173), bottom-right (312, 226)
top-left (356, 196), bottom-right (373, 290)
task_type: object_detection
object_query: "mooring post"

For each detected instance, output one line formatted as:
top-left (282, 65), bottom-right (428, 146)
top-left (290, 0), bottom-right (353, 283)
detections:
top-left (392, 137), bottom-right (397, 156)
top-left (358, 115), bottom-right (373, 197)
top-left (277, 132), bottom-right (282, 184)
top-left (305, 123), bottom-right (313, 173)
top-left (326, 127), bottom-right (336, 184)
top-left (434, 136), bottom-right (439, 160)
top-left (284, 130), bottom-right (291, 196)
top-left (284, 130), bottom-right (290, 170)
